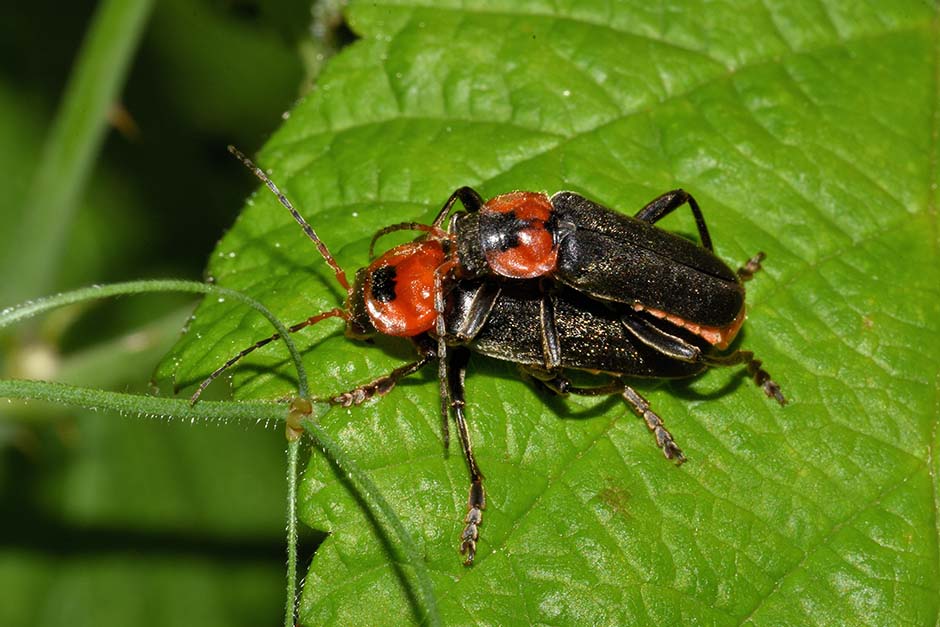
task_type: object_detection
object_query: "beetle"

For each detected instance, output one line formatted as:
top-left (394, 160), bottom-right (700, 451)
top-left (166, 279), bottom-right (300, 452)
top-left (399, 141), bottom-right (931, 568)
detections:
top-left (191, 146), bottom-right (785, 565)
top-left (372, 186), bottom-right (779, 359)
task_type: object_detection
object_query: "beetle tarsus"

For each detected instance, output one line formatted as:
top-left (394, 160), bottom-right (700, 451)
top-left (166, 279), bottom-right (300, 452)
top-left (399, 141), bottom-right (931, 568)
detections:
top-left (330, 355), bottom-right (433, 407)
top-left (447, 348), bottom-right (489, 565)
top-left (621, 385), bottom-right (686, 464)
top-left (528, 373), bottom-right (688, 464)
top-left (736, 251), bottom-right (766, 282)
top-left (733, 252), bottom-right (787, 402)
top-left (702, 350), bottom-right (785, 406)
top-left (460, 478), bottom-right (485, 565)
top-left (746, 358), bottom-right (787, 406)
top-left (762, 380), bottom-right (786, 405)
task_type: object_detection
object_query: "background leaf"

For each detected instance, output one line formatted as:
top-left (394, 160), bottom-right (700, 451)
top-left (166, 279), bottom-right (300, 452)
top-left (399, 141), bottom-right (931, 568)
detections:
top-left (161, 0), bottom-right (940, 624)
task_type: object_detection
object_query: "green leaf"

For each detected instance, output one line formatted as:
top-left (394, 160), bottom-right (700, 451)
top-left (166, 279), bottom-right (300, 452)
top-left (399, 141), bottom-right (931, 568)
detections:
top-left (160, 0), bottom-right (940, 624)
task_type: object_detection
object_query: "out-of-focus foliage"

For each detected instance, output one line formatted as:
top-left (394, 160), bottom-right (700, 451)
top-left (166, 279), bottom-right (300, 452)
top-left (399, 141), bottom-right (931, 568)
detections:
top-left (0, 1), bottom-right (319, 625)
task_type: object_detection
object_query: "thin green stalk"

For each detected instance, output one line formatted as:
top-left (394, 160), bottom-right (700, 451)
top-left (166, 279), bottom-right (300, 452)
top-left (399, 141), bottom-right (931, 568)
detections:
top-left (0, 0), bottom-right (154, 306)
top-left (301, 418), bottom-right (441, 627)
top-left (0, 378), bottom-right (440, 624)
top-left (1, 278), bottom-right (313, 626)
top-left (285, 437), bottom-right (301, 627)
top-left (0, 279), bottom-right (309, 398)
top-left (0, 379), bottom-right (287, 423)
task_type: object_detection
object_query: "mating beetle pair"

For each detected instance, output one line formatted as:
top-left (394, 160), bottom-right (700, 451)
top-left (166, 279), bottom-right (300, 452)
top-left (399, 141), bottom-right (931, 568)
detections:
top-left (193, 146), bottom-right (786, 565)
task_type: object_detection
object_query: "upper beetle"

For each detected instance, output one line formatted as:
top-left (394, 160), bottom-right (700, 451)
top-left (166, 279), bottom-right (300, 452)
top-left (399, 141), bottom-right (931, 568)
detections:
top-left (372, 186), bottom-right (758, 354)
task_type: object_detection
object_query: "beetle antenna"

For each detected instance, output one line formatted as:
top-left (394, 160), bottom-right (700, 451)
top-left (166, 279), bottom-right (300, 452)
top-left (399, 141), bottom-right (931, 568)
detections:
top-left (227, 145), bottom-right (352, 298)
top-left (190, 307), bottom-right (348, 404)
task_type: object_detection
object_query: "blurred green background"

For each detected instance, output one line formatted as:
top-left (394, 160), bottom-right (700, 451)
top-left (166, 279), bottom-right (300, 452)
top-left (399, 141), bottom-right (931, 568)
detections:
top-left (0, 1), bottom-right (342, 623)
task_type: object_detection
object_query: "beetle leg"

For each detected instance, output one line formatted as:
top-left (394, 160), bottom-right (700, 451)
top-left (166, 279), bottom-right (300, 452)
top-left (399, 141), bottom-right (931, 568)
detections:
top-left (436, 345), bottom-right (450, 449)
top-left (620, 385), bottom-right (687, 463)
top-left (368, 188), bottom-right (484, 258)
top-left (539, 292), bottom-right (562, 370)
top-left (431, 186), bottom-right (486, 228)
top-left (634, 189), bottom-right (713, 251)
top-left (620, 315), bottom-right (703, 362)
top-left (367, 222), bottom-right (450, 260)
top-left (530, 371), bottom-right (686, 464)
top-left (434, 263), bottom-right (458, 449)
top-left (736, 252), bottom-right (765, 282)
top-left (703, 351), bottom-right (787, 406)
top-left (447, 347), bottom-right (486, 565)
top-left (570, 380), bottom-right (686, 463)
top-left (330, 352), bottom-right (434, 407)
top-left (519, 365), bottom-right (569, 395)
top-left (435, 275), bottom-right (499, 453)
top-left (621, 315), bottom-right (786, 406)
top-left (190, 307), bottom-right (347, 404)
top-left (446, 281), bottom-right (501, 343)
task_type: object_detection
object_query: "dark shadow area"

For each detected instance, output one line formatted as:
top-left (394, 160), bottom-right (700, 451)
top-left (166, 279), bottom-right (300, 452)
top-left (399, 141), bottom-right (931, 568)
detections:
top-left (528, 378), bottom-right (623, 420)
top-left (666, 368), bottom-right (752, 402)
top-left (662, 327), bottom-right (762, 402)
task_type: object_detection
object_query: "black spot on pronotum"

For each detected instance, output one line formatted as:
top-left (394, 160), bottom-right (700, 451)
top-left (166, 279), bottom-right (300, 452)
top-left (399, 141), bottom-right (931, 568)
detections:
top-left (481, 210), bottom-right (531, 252)
top-left (371, 265), bottom-right (398, 303)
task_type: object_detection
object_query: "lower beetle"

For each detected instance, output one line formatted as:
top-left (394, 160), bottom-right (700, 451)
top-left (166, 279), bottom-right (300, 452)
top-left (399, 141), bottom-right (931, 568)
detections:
top-left (191, 147), bottom-right (785, 565)
top-left (433, 273), bottom-right (783, 562)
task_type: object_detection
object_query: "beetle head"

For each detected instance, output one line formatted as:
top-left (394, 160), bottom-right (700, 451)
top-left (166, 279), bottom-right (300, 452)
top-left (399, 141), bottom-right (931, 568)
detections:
top-left (346, 240), bottom-right (446, 340)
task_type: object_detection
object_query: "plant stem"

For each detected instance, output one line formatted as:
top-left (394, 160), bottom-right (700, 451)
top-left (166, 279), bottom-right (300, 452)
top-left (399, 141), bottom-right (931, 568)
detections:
top-left (285, 437), bottom-right (301, 627)
top-left (301, 418), bottom-right (441, 627)
top-left (1, 280), bottom-right (437, 624)
top-left (0, 279), bottom-right (310, 398)
top-left (0, 379), bottom-right (287, 423)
